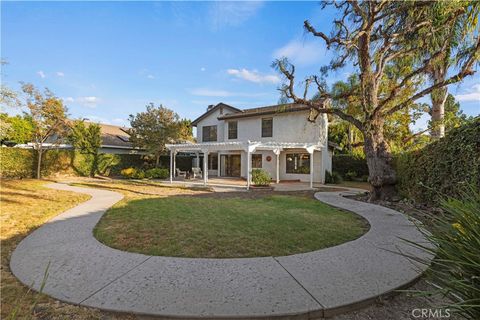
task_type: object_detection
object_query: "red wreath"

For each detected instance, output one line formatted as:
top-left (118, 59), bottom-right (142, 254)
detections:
top-left (266, 156), bottom-right (272, 162)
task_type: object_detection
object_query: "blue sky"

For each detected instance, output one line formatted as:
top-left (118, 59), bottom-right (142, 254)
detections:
top-left (2, 1), bottom-right (479, 130)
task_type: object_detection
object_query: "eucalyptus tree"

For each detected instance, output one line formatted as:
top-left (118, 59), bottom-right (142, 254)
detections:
top-left (273, 1), bottom-right (480, 200)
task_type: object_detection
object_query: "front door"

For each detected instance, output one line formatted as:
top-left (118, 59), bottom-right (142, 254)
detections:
top-left (220, 155), bottom-right (241, 177)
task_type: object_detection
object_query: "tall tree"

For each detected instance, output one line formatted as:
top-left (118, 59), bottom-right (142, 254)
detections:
top-left (21, 83), bottom-right (68, 179)
top-left (129, 103), bottom-right (192, 166)
top-left (273, 1), bottom-right (480, 200)
top-left (69, 120), bottom-right (102, 177)
top-left (425, 1), bottom-right (479, 139)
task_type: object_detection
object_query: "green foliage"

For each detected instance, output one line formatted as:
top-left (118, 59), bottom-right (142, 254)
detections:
top-left (251, 169), bottom-right (271, 186)
top-left (396, 118), bottom-right (479, 204)
top-left (97, 154), bottom-right (120, 176)
top-left (405, 186), bottom-right (480, 320)
top-left (145, 168), bottom-right (169, 179)
top-left (325, 171), bottom-right (343, 184)
top-left (333, 154), bottom-right (369, 180)
top-left (69, 120), bottom-right (102, 177)
top-left (128, 103), bottom-right (193, 165)
top-left (120, 167), bottom-right (145, 179)
top-left (0, 113), bottom-right (34, 144)
top-left (0, 148), bottom-right (139, 178)
top-left (0, 148), bottom-right (35, 178)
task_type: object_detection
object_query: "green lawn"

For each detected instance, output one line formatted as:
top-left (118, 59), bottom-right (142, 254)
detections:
top-left (94, 192), bottom-right (368, 258)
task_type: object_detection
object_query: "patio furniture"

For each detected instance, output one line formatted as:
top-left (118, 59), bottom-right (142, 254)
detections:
top-left (192, 167), bottom-right (202, 179)
top-left (176, 168), bottom-right (187, 178)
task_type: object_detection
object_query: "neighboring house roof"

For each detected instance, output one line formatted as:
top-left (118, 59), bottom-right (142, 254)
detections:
top-left (89, 122), bottom-right (133, 148)
top-left (217, 103), bottom-right (311, 121)
top-left (191, 102), bottom-right (242, 126)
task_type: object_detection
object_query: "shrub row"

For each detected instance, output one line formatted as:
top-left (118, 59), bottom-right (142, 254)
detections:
top-left (395, 117), bottom-right (480, 205)
top-left (0, 148), bottom-right (162, 179)
top-left (120, 167), bottom-right (169, 180)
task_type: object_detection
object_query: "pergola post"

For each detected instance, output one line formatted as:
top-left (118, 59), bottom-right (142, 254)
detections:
top-left (196, 152), bottom-right (199, 168)
top-left (306, 146), bottom-right (315, 189)
top-left (246, 149), bottom-right (251, 190)
top-left (173, 151), bottom-right (177, 178)
top-left (217, 153), bottom-right (221, 177)
top-left (169, 149), bottom-right (173, 183)
top-left (273, 149), bottom-right (281, 184)
top-left (203, 150), bottom-right (208, 186)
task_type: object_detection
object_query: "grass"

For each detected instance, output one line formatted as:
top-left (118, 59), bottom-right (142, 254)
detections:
top-left (92, 182), bottom-right (368, 258)
top-left (0, 179), bottom-right (134, 320)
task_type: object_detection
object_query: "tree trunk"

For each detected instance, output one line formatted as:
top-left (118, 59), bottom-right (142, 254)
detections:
top-left (155, 154), bottom-right (160, 167)
top-left (363, 122), bottom-right (397, 201)
top-left (36, 148), bottom-right (43, 179)
top-left (90, 153), bottom-right (98, 178)
top-left (430, 65), bottom-right (447, 139)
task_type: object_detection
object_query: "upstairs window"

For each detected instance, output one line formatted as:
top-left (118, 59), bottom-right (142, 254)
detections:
top-left (202, 125), bottom-right (217, 142)
top-left (286, 153), bottom-right (310, 174)
top-left (228, 121), bottom-right (238, 139)
top-left (251, 154), bottom-right (262, 168)
top-left (261, 118), bottom-right (273, 137)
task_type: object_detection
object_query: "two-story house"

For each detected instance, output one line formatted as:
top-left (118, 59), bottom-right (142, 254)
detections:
top-left (166, 102), bottom-right (333, 189)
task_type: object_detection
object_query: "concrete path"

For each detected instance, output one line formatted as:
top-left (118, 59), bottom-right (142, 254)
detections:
top-left (11, 183), bottom-right (432, 319)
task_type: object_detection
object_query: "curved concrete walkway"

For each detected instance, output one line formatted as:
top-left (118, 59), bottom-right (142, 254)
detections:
top-left (11, 183), bottom-right (432, 319)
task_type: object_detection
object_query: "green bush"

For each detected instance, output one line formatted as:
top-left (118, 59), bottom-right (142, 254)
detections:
top-left (395, 118), bottom-right (479, 205)
top-left (0, 148), bottom-right (34, 178)
top-left (333, 154), bottom-right (369, 179)
top-left (251, 169), bottom-right (271, 186)
top-left (120, 167), bottom-right (145, 179)
top-left (97, 154), bottom-right (121, 176)
top-left (145, 168), bottom-right (169, 179)
top-left (406, 186), bottom-right (480, 319)
top-left (325, 171), bottom-right (343, 184)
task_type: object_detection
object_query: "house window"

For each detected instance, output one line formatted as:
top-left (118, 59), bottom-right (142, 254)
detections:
top-left (228, 121), bottom-right (238, 139)
top-left (251, 154), bottom-right (262, 168)
top-left (208, 153), bottom-right (218, 170)
top-left (202, 125), bottom-right (217, 142)
top-left (286, 153), bottom-right (310, 174)
top-left (261, 118), bottom-right (273, 137)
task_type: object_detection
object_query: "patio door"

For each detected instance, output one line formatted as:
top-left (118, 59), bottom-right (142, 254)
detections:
top-left (220, 155), bottom-right (241, 177)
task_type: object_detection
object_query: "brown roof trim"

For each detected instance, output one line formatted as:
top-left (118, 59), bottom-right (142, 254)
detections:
top-left (191, 103), bottom-right (242, 126)
top-left (217, 103), bottom-right (310, 120)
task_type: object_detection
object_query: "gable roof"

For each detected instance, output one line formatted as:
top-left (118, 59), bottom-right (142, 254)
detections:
top-left (217, 103), bottom-right (310, 120)
top-left (191, 102), bottom-right (242, 126)
top-left (89, 122), bottom-right (132, 148)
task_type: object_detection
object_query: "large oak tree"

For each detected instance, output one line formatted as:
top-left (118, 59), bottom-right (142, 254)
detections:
top-left (274, 0), bottom-right (479, 200)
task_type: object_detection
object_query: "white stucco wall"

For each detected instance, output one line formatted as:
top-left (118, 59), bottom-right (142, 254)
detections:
top-left (196, 107), bottom-right (238, 142)
top-left (222, 111), bottom-right (328, 145)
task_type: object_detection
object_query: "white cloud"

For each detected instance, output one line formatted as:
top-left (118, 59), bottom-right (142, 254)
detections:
top-left (64, 97), bottom-right (74, 103)
top-left (273, 39), bottom-right (326, 66)
top-left (56, 71), bottom-right (64, 77)
top-left (77, 96), bottom-right (100, 108)
top-left (227, 68), bottom-right (280, 84)
top-left (200, 67), bottom-right (206, 72)
top-left (190, 88), bottom-right (269, 98)
top-left (37, 71), bottom-right (46, 78)
top-left (147, 74), bottom-right (155, 79)
top-left (210, 1), bottom-right (263, 30)
top-left (455, 83), bottom-right (480, 102)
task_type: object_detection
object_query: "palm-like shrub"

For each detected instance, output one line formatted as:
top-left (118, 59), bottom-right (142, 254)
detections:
top-left (407, 186), bottom-right (480, 319)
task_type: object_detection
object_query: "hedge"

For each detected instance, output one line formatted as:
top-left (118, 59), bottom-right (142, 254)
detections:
top-left (395, 118), bottom-right (480, 205)
top-left (332, 154), bottom-right (369, 180)
top-left (0, 148), bottom-right (194, 179)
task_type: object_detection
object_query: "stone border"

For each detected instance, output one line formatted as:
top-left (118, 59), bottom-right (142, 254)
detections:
top-left (10, 183), bottom-right (432, 319)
